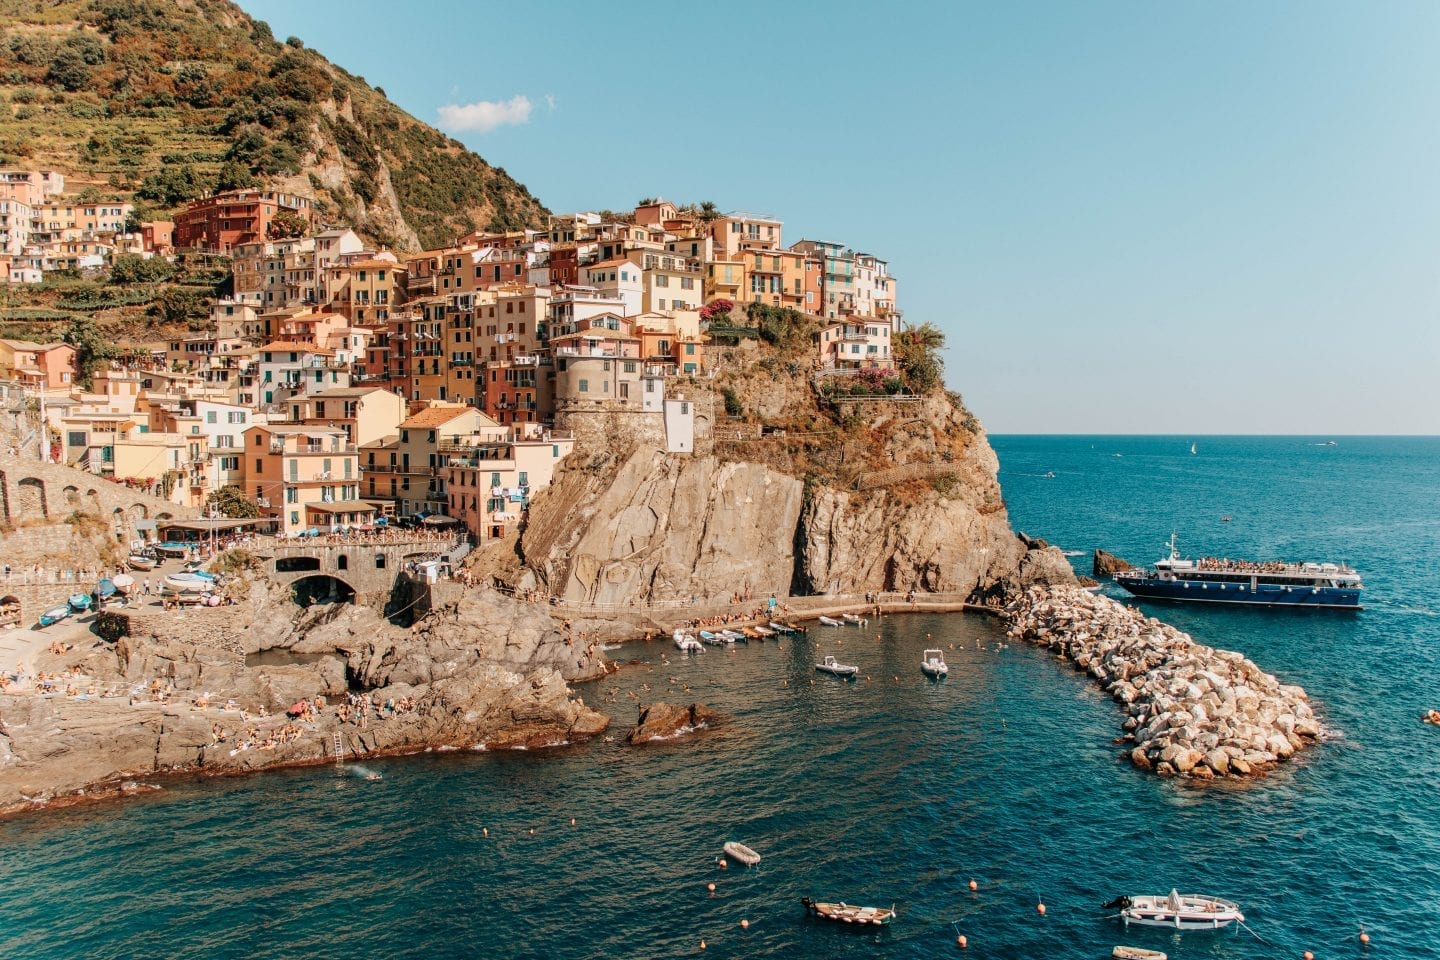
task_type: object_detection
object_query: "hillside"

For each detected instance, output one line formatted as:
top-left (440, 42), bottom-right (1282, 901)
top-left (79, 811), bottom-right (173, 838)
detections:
top-left (0, 0), bottom-right (548, 250)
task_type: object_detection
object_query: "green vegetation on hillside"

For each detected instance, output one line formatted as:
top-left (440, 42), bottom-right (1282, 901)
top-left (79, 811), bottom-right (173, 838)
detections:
top-left (0, 0), bottom-right (548, 249)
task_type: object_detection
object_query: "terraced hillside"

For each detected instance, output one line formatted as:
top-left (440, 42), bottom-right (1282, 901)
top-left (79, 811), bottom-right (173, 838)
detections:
top-left (0, 0), bottom-right (548, 250)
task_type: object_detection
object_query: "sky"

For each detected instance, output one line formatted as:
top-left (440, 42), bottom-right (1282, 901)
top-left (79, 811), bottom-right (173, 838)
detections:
top-left (238, 0), bottom-right (1440, 434)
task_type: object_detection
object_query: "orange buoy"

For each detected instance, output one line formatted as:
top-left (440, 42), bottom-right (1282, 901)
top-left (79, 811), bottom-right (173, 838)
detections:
top-left (719, 858), bottom-right (728, 869)
top-left (968, 879), bottom-right (978, 891)
top-left (957, 934), bottom-right (968, 948)
top-left (1037, 902), bottom-right (1046, 916)
top-left (1360, 927), bottom-right (1371, 945)
top-left (707, 882), bottom-right (716, 892)
top-left (740, 919), bottom-right (749, 929)
top-left (1303, 952), bottom-right (1314, 960)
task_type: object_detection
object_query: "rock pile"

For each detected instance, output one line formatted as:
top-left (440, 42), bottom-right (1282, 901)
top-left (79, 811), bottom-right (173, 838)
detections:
top-left (627, 702), bottom-right (718, 745)
top-left (1005, 586), bottom-right (1323, 779)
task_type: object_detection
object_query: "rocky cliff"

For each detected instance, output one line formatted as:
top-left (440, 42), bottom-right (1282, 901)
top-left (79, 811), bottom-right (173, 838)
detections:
top-left (515, 392), bottom-right (1073, 604)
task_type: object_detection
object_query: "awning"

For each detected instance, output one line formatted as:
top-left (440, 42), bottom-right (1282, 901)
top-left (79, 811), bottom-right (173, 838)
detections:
top-left (157, 518), bottom-right (262, 532)
top-left (421, 515), bottom-right (460, 526)
top-left (305, 500), bottom-right (378, 514)
top-left (134, 519), bottom-right (157, 531)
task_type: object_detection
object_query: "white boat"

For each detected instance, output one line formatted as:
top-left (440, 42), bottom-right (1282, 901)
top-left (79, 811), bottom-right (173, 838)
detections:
top-left (722, 841), bottom-right (761, 866)
top-left (673, 630), bottom-right (704, 652)
top-left (699, 630), bottom-right (732, 645)
top-left (719, 629), bottom-right (745, 642)
top-left (751, 625), bottom-right (775, 637)
top-left (1111, 891), bottom-right (1244, 930)
top-left (127, 554), bottom-right (157, 572)
top-left (841, 613), bottom-right (867, 626)
top-left (817, 616), bottom-right (844, 627)
top-left (1113, 948), bottom-right (1167, 960)
top-left (815, 655), bottom-right (858, 678)
top-left (768, 621), bottom-right (797, 634)
top-left (921, 648), bottom-right (948, 677)
top-left (162, 573), bottom-right (212, 595)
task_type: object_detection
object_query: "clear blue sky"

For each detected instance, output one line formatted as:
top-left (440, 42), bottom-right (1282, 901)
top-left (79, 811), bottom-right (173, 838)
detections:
top-left (239, 0), bottom-right (1440, 434)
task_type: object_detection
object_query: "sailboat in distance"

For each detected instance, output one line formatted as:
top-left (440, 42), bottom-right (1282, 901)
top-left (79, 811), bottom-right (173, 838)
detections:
top-left (1190, 442), bottom-right (1197, 455)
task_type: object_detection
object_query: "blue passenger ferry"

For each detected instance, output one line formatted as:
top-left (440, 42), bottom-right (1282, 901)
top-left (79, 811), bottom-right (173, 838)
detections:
top-left (1114, 535), bottom-right (1363, 610)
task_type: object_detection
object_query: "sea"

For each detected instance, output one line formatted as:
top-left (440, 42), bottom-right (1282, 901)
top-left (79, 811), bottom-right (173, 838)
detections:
top-left (1, 435), bottom-right (1436, 960)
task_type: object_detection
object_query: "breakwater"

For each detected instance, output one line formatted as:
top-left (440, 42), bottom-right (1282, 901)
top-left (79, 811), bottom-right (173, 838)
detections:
top-left (1005, 585), bottom-right (1323, 778)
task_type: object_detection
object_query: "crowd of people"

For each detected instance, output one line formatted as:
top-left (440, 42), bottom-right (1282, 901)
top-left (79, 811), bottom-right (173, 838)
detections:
top-left (1197, 557), bottom-right (1293, 573)
top-left (275, 527), bottom-right (462, 547)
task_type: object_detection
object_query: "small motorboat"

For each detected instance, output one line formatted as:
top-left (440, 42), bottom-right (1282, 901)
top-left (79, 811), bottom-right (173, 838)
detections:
top-left (1107, 891), bottom-right (1244, 930)
top-left (921, 648), bottom-right (948, 678)
top-left (752, 625), bottom-right (775, 637)
top-left (1113, 948), bottom-right (1168, 960)
top-left (800, 897), bottom-right (895, 926)
top-left (673, 630), bottom-right (704, 653)
top-left (841, 613), bottom-right (867, 626)
top-left (815, 655), bottom-right (858, 678)
top-left (39, 605), bottom-right (70, 627)
top-left (68, 593), bottom-right (92, 612)
top-left (127, 553), bottom-right (157, 572)
top-left (1220, 516), bottom-right (1233, 522)
top-left (768, 621), bottom-right (796, 634)
top-left (719, 629), bottom-right (745, 642)
top-left (723, 841), bottom-right (761, 866)
top-left (817, 616), bottom-right (844, 627)
top-left (699, 631), bottom-right (731, 645)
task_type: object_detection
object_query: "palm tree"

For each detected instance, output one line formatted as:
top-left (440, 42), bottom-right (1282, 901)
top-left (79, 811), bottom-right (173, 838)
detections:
top-left (698, 201), bottom-right (720, 222)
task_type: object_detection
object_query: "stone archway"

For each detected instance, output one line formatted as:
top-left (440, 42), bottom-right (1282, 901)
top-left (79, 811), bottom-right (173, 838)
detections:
top-left (87, 489), bottom-right (102, 515)
top-left (275, 556), bottom-right (321, 574)
top-left (289, 574), bottom-right (356, 607)
top-left (128, 503), bottom-right (148, 521)
top-left (63, 485), bottom-right (80, 507)
top-left (16, 477), bottom-right (46, 518)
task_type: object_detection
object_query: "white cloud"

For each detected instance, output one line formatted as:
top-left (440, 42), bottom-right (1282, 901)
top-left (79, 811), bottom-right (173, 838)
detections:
top-left (437, 95), bottom-right (532, 133)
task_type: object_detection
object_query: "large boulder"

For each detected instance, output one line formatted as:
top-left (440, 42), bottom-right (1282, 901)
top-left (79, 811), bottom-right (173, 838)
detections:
top-left (1093, 549), bottom-right (1132, 577)
top-left (627, 702), bottom-right (719, 745)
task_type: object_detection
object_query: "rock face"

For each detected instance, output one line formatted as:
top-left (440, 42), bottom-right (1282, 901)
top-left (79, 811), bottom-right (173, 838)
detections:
top-left (1093, 549), bottom-right (1132, 577)
top-left (1006, 586), bottom-right (1323, 780)
top-left (519, 397), bottom-right (1074, 603)
top-left (627, 702), bottom-right (718, 744)
top-left (0, 583), bottom-right (610, 812)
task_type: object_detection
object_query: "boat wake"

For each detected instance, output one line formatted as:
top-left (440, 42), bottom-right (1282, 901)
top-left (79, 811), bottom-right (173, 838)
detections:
top-left (1061, 550), bottom-right (1085, 557)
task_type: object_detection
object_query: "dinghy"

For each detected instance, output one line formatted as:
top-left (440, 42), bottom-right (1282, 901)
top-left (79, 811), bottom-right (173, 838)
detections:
top-left (921, 648), bottom-right (948, 677)
top-left (1113, 948), bottom-right (1168, 960)
top-left (817, 616), bottom-right (844, 627)
top-left (673, 630), bottom-right (704, 652)
top-left (768, 621), bottom-right (796, 634)
top-left (699, 631), bottom-right (731, 645)
top-left (67, 593), bottom-right (92, 612)
top-left (815, 655), bottom-right (859, 678)
top-left (800, 897), bottom-right (895, 926)
top-left (162, 573), bottom-right (211, 595)
top-left (1108, 891), bottom-right (1244, 930)
top-left (722, 841), bottom-right (761, 866)
top-left (127, 553), bottom-right (157, 572)
top-left (39, 605), bottom-right (70, 627)
top-left (841, 612), bottom-right (867, 626)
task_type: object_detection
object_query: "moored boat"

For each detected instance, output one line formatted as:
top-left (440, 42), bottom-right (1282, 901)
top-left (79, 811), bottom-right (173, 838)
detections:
top-left (800, 897), bottom-right (895, 925)
top-left (815, 655), bottom-right (858, 678)
top-left (742, 627), bottom-right (764, 640)
top-left (1114, 534), bottom-right (1362, 610)
top-left (817, 616), bottom-right (844, 627)
top-left (722, 841), bottom-right (761, 866)
top-left (673, 630), bottom-right (704, 652)
top-left (67, 593), bottom-right (92, 612)
top-left (768, 621), bottom-right (796, 634)
top-left (752, 625), bottom-right (775, 637)
top-left (1107, 891), bottom-right (1244, 930)
top-left (162, 573), bottom-right (212, 595)
top-left (841, 612), bottom-right (867, 626)
top-left (127, 553), bottom-right (157, 572)
top-left (39, 605), bottom-right (70, 627)
top-left (1113, 947), bottom-right (1167, 960)
top-left (920, 648), bottom-right (948, 677)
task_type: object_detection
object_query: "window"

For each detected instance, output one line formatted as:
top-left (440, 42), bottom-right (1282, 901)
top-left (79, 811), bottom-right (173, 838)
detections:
top-left (578, 378), bottom-right (589, 393)
top-left (286, 487), bottom-right (298, 504)
top-left (552, 444), bottom-right (560, 458)
top-left (623, 361), bottom-right (636, 373)
top-left (490, 472), bottom-right (501, 487)
top-left (680, 402), bottom-right (689, 414)
top-left (685, 343), bottom-right (695, 355)
top-left (206, 411), bottom-right (217, 424)
top-left (655, 275), bottom-right (669, 287)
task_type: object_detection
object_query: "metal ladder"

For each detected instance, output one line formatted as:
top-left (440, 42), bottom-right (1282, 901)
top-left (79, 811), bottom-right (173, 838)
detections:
top-left (332, 732), bottom-right (344, 764)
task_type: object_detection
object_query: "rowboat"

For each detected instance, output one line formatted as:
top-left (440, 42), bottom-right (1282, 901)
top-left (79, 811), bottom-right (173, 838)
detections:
top-left (719, 629), bottom-right (745, 642)
top-left (699, 631), bottom-right (731, 645)
top-left (39, 605), bottom-right (70, 627)
top-left (1113, 948), bottom-right (1168, 960)
top-left (1108, 891), bottom-right (1244, 930)
top-left (126, 554), bottom-right (157, 572)
top-left (752, 625), bottom-right (775, 637)
top-left (800, 897), bottom-right (895, 926)
top-left (841, 613), bottom-right (867, 626)
top-left (67, 593), bottom-right (92, 612)
top-left (742, 627), bottom-right (764, 640)
top-left (815, 655), bottom-right (858, 678)
top-left (768, 621), bottom-right (796, 634)
top-left (817, 616), bottom-right (844, 627)
top-left (111, 573), bottom-right (135, 595)
top-left (921, 648), bottom-right (948, 677)
top-left (722, 841), bottom-right (761, 866)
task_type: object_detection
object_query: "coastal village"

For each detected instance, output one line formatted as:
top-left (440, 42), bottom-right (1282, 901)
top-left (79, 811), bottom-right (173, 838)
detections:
top-left (2, 173), bottom-right (904, 544)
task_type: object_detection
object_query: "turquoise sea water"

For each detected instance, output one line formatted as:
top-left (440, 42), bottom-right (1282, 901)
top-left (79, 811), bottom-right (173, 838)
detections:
top-left (1, 436), bottom-right (1437, 959)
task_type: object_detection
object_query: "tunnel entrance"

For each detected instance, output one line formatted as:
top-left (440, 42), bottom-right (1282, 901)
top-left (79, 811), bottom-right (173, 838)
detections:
top-left (290, 574), bottom-right (356, 607)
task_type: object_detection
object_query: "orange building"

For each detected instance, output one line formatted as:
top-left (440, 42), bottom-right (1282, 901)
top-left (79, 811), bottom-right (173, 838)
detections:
top-left (174, 189), bottom-right (314, 254)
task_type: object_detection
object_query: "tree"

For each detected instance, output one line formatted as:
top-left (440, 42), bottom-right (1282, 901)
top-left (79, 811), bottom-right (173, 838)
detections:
top-left (698, 201), bottom-right (720, 222)
top-left (207, 485), bottom-right (260, 519)
top-left (269, 208), bottom-right (308, 239)
top-left (109, 253), bottom-right (173, 285)
top-left (150, 287), bottom-right (209, 328)
top-left (893, 321), bottom-right (946, 394)
top-left (62, 315), bottom-right (116, 388)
